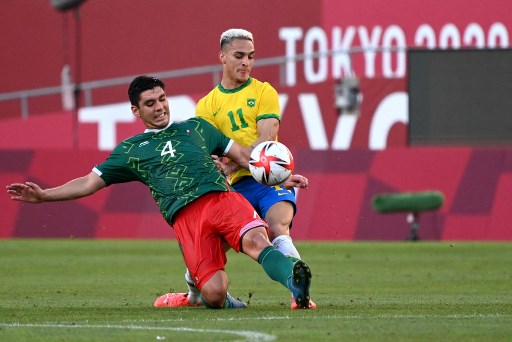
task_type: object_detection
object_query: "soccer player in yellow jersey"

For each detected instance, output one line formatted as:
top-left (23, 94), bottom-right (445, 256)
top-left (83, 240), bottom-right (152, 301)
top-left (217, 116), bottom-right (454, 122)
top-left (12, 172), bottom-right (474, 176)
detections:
top-left (154, 29), bottom-right (317, 309)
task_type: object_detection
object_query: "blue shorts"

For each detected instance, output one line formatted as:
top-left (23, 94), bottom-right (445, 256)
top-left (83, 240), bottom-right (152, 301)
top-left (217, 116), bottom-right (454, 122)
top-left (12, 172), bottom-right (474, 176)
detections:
top-left (233, 176), bottom-right (297, 220)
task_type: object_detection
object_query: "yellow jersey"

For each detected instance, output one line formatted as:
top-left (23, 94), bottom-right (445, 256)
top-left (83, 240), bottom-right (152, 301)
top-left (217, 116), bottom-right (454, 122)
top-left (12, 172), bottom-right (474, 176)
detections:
top-left (196, 77), bottom-right (281, 184)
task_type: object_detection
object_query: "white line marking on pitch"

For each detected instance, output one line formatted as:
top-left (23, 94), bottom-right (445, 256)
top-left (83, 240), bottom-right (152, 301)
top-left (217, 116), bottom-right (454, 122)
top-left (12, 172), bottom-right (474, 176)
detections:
top-left (127, 312), bottom-right (512, 323)
top-left (0, 323), bottom-right (276, 342)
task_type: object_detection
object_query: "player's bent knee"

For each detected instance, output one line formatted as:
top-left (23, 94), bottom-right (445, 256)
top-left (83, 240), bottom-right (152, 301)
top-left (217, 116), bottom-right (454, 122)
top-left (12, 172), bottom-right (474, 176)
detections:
top-left (200, 270), bottom-right (228, 308)
top-left (241, 227), bottom-right (272, 260)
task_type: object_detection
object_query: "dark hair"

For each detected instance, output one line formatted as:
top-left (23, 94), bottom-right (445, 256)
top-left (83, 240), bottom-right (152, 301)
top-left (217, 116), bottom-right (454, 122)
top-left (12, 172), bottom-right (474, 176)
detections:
top-left (128, 75), bottom-right (165, 106)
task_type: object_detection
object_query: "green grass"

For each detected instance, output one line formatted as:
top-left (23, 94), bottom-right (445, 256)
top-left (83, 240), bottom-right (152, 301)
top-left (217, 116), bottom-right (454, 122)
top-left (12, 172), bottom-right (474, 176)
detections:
top-left (0, 240), bottom-right (511, 341)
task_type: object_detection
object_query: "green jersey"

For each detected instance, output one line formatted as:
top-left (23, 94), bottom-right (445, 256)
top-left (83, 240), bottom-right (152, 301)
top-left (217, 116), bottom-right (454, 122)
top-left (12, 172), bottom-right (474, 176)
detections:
top-left (93, 117), bottom-right (234, 223)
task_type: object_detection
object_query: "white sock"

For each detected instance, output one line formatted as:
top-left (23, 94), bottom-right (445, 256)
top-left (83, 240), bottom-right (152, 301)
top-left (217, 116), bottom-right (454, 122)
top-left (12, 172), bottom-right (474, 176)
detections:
top-left (272, 235), bottom-right (301, 259)
top-left (185, 269), bottom-right (201, 304)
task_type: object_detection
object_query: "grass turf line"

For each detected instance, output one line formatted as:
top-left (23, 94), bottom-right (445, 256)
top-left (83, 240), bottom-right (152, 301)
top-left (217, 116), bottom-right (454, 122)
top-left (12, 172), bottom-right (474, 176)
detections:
top-left (0, 240), bottom-right (511, 341)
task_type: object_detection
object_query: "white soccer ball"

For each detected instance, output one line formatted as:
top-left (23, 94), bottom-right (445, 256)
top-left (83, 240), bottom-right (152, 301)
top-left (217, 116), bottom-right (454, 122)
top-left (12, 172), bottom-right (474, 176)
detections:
top-left (249, 141), bottom-right (294, 186)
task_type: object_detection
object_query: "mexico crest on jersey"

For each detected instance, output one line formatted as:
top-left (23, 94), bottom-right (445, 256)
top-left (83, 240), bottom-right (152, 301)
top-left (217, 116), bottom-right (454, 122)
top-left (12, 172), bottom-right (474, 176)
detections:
top-left (247, 98), bottom-right (256, 108)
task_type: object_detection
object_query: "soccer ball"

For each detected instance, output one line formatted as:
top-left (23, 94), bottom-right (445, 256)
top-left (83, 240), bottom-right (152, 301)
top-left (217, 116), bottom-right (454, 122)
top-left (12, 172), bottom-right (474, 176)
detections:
top-left (249, 141), bottom-right (294, 186)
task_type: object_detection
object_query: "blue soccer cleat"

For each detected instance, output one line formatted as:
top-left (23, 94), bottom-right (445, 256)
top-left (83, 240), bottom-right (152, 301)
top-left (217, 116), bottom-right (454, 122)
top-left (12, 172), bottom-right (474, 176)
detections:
top-left (288, 260), bottom-right (312, 309)
top-left (224, 293), bottom-right (248, 309)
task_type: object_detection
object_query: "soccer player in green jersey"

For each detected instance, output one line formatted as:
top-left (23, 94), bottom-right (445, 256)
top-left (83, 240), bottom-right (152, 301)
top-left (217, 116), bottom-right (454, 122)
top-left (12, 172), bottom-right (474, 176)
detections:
top-left (156, 29), bottom-right (316, 309)
top-left (6, 75), bottom-right (313, 309)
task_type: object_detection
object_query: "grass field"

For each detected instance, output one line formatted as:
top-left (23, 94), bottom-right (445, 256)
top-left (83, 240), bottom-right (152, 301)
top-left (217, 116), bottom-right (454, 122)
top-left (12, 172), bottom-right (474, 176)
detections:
top-left (0, 239), bottom-right (511, 341)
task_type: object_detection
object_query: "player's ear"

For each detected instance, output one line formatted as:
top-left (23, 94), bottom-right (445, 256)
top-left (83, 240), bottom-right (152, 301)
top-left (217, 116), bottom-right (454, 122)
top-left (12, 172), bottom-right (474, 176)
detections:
top-left (131, 105), bottom-right (140, 118)
top-left (219, 51), bottom-right (226, 64)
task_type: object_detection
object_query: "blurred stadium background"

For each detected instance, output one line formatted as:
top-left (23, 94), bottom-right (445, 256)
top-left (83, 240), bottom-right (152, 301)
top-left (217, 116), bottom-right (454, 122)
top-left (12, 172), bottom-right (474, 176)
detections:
top-left (1, 0), bottom-right (511, 241)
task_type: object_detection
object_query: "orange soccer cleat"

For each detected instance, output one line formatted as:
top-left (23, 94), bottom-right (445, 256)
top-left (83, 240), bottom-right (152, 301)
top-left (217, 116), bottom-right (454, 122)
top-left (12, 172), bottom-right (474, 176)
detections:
top-left (291, 297), bottom-right (317, 310)
top-left (153, 292), bottom-right (202, 308)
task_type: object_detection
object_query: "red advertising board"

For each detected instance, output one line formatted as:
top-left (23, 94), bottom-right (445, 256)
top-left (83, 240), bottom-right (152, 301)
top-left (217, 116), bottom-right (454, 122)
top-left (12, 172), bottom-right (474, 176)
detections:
top-left (1, 0), bottom-right (511, 240)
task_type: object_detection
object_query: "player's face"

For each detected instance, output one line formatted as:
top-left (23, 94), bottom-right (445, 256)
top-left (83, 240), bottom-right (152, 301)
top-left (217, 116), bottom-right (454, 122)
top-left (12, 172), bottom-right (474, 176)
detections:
top-left (131, 86), bottom-right (170, 129)
top-left (221, 39), bottom-right (254, 88)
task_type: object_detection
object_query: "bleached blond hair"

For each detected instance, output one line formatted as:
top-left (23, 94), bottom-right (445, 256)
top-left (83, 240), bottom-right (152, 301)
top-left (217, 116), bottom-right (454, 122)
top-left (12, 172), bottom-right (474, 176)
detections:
top-left (220, 28), bottom-right (254, 49)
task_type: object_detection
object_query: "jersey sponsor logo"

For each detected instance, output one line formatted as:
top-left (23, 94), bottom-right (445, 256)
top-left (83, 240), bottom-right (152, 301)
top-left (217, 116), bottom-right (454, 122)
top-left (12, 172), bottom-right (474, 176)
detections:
top-left (139, 141), bottom-right (149, 147)
top-left (213, 108), bottom-right (221, 117)
top-left (247, 98), bottom-right (256, 108)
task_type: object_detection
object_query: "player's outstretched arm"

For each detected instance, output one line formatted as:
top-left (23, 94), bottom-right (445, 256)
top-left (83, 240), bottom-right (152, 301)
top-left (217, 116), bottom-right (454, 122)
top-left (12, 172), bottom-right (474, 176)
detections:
top-left (225, 142), bottom-right (251, 170)
top-left (250, 118), bottom-right (279, 150)
top-left (6, 171), bottom-right (106, 203)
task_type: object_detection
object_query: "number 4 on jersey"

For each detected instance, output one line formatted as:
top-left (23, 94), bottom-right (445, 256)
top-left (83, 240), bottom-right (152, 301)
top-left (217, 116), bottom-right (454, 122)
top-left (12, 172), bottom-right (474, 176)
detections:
top-left (161, 141), bottom-right (176, 157)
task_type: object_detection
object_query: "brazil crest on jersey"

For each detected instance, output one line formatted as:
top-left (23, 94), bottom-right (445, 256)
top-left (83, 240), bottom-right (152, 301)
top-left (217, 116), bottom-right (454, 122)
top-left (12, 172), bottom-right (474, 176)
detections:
top-left (93, 117), bottom-right (233, 224)
top-left (196, 77), bottom-right (280, 184)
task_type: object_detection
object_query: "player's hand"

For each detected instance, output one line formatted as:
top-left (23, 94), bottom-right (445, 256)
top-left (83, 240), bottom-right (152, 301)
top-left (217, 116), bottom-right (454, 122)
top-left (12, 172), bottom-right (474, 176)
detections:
top-left (211, 155), bottom-right (239, 176)
top-left (211, 155), bottom-right (228, 174)
top-left (6, 182), bottom-right (45, 203)
top-left (283, 174), bottom-right (308, 190)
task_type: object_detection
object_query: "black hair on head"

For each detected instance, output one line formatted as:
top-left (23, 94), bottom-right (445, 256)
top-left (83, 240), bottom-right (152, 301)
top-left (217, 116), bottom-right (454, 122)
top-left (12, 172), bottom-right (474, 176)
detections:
top-left (128, 75), bottom-right (165, 106)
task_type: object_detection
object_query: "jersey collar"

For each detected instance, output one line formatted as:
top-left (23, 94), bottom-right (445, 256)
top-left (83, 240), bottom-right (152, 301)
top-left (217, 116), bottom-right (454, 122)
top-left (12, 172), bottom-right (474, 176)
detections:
top-left (218, 77), bottom-right (252, 94)
top-left (144, 120), bottom-right (173, 133)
